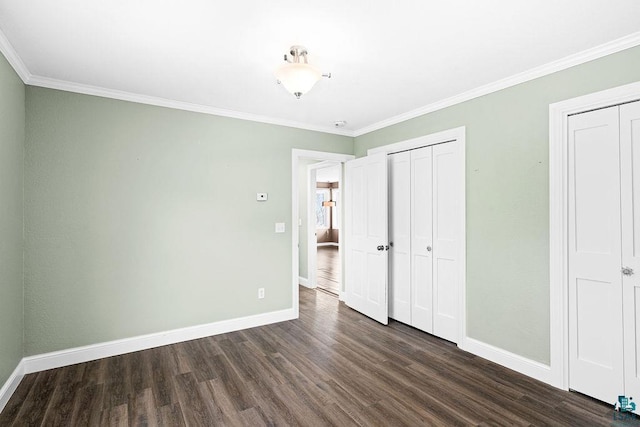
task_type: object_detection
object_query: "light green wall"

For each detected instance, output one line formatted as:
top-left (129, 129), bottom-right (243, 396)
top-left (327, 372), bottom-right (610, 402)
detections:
top-left (355, 46), bottom-right (640, 364)
top-left (0, 53), bottom-right (25, 386)
top-left (24, 87), bottom-right (352, 355)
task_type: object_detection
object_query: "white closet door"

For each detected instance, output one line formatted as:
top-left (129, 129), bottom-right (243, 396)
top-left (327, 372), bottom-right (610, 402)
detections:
top-left (622, 101), bottom-right (640, 401)
top-left (568, 106), bottom-right (623, 404)
top-left (389, 152), bottom-right (411, 324)
top-left (411, 146), bottom-right (434, 333)
top-left (432, 141), bottom-right (461, 343)
top-left (345, 152), bottom-right (389, 325)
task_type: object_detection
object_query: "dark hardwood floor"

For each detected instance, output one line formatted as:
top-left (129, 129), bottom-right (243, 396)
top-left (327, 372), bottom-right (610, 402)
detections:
top-left (316, 246), bottom-right (340, 295)
top-left (0, 286), bottom-right (627, 426)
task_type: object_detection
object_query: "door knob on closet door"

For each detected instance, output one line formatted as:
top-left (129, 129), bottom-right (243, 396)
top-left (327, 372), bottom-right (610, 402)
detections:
top-left (622, 267), bottom-right (635, 276)
top-left (377, 245), bottom-right (384, 251)
top-left (426, 246), bottom-right (432, 252)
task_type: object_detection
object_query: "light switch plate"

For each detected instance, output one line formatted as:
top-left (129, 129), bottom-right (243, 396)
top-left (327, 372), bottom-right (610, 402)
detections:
top-left (275, 222), bottom-right (285, 233)
top-left (257, 193), bottom-right (268, 201)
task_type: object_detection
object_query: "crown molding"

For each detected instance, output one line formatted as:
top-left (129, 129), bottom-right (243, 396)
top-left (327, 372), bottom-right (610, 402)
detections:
top-left (3, 23), bottom-right (639, 139)
top-left (0, 27), bottom-right (30, 83)
top-left (353, 31), bottom-right (640, 137)
top-left (26, 75), bottom-right (356, 137)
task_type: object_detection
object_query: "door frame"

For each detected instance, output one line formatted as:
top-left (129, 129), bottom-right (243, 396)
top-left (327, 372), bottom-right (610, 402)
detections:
top-left (292, 149), bottom-right (354, 318)
top-left (549, 80), bottom-right (640, 390)
top-left (307, 161), bottom-right (342, 292)
top-left (367, 126), bottom-right (466, 345)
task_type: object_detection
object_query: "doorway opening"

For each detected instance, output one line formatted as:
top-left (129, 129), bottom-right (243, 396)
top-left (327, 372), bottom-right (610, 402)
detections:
top-left (291, 149), bottom-right (354, 317)
top-left (310, 163), bottom-right (341, 296)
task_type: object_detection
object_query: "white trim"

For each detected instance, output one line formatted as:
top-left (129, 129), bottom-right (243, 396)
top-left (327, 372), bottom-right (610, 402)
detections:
top-left (366, 126), bottom-right (467, 346)
top-left (355, 32), bottom-right (640, 137)
top-left (292, 149), bottom-right (354, 318)
top-left (367, 126), bottom-right (464, 156)
top-left (1, 26), bottom-right (637, 139)
top-left (0, 28), bottom-right (30, 82)
top-left (549, 80), bottom-right (640, 391)
top-left (460, 337), bottom-right (554, 385)
top-left (26, 75), bottom-right (355, 137)
top-left (298, 276), bottom-right (310, 288)
top-left (21, 308), bottom-right (294, 375)
top-left (0, 361), bottom-right (25, 413)
top-left (317, 242), bottom-right (339, 247)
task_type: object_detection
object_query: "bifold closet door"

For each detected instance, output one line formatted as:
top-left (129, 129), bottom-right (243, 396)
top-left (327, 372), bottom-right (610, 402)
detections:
top-left (622, 101), bottom-right (640, 401)
top-left (431, 142), bottom-right (461, 342)
top-left (411, 146), bottom-right (434, 332)
top-left (389, 152), bottom-right (411, 324)
top-left (388, 142), bottom-right (461, 342)
top-left (568, 106), bottom-right (624, 404)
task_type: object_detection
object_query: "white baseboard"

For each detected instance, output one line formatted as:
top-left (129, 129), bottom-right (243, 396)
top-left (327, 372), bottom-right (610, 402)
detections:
top-left (298, 276), bottom-right (311, 288)
top-left (317, 242), bottom-right (339, 247)
top-left (460, 337), bottom-right (555, 387)
top-left (21, 308), bottom-right (295, 375)
top-left (0, 361), bottom-right (25, 413)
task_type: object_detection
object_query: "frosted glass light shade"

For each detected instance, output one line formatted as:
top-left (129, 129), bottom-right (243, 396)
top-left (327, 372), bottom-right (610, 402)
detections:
top-left (276, 62), bottom-right (322, 98)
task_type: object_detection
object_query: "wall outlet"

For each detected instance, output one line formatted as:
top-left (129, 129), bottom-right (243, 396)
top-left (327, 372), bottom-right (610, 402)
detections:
top-left (258, 288), bottom-right (265, 299)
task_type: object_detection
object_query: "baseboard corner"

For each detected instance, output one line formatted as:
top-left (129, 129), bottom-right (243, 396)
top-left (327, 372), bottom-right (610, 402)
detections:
top-left (0, 360), bottom-right (25, 414)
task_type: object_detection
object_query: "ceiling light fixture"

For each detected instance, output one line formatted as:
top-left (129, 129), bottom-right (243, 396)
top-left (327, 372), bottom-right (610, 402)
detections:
top-left (276, 45), bottom-right (331, 99)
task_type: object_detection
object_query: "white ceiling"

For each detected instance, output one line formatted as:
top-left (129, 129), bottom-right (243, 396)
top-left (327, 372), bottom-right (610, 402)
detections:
top-left (1, 1), bottom-right (639, 136)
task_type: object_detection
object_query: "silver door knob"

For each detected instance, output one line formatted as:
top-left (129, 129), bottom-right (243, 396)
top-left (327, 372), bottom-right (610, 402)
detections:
top-left (426, 246), bottom-right (432, 252)
top-left (622, 267), bottom-right (635, 276)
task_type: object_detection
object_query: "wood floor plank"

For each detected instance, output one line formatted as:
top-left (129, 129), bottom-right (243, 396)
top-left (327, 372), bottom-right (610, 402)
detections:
top-left (69, 383), bottom-right (105, 426)
top-left (201, 378), bottom-right (247, 427)
top-left (100, 403), bottom-right (128, 427)
top-left (12, 369), bottom-right (60, 425)
top-left (0, 370), bottom-right (38, 425)
top-left (172, 372), bottom-right (217, 426)
top-left (156, 403), bottom-right (186, 427)
top-left (148, 346), bottom-right (177, 408)
top-left (102, 354), bottom-right (133, 410)
top-left (1, 286), bottom-right (627, 426)
top-left (128, 388), bottom-right (159, 426)
top-left (40, 363), bottom-right (84, 425)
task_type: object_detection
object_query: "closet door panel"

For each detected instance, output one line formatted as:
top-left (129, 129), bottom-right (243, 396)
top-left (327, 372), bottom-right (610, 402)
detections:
top-left (622, 101), bottom-right (640, 402)
top-left (568, 106), bottom-right (623, 404)
top-left (432, 142), bottom-right (461, 342)
top-left (411, 146), bottom-right (433, 333)
top-left (389, 152), bottom-right (412, 323)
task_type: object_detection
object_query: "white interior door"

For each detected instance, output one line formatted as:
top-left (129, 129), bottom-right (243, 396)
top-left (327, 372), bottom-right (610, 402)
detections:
top-left (432, 141), bottom-right (461, 342)
top-left (568, 106), bottom-right (623, 404)
top-left (345, 152), bottom-right (389, 324)
top-left (389, 152), bottom-right (411, 324)
top-left (411, 147), bottom-right (434, 332)
top-left (622, 101), bottom-right (640, 401)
